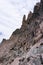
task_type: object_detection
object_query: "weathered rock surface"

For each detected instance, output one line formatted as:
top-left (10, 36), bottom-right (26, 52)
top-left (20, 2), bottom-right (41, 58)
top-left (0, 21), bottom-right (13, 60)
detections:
top-left (0, 0), bottom-right (43, 65)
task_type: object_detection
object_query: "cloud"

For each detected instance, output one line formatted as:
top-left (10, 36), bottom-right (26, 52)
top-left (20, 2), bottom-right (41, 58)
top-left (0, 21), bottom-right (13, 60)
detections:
top-left (0, 0), bottom-right (40, 42)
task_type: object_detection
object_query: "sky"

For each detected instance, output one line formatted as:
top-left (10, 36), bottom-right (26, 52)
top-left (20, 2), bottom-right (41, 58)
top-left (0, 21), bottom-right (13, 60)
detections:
top-left (0, 0), bottom-right (40, 43)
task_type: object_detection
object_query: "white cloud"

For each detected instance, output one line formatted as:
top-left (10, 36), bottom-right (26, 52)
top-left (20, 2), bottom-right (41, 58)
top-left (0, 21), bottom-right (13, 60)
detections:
top-left (0, 0), bottom-right (40, 42)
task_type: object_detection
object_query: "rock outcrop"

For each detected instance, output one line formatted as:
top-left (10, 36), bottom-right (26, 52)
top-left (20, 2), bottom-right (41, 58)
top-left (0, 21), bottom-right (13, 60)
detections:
top-left (0, 0), bottom-right (43, 65)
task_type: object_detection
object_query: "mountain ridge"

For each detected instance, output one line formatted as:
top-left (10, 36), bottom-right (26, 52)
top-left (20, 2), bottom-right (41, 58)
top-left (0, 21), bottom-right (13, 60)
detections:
top-left (0, 0), bottom-right (43, 65)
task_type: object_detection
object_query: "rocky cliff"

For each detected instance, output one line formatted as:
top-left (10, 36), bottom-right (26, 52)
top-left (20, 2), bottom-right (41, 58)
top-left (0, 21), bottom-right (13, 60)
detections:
top-left (0, 0), bottom-right (43, 65)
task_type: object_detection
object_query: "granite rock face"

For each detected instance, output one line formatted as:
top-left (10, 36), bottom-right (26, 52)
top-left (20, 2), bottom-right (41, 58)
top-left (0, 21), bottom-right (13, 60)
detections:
top-left (0, 0), bottom-right (43, 65)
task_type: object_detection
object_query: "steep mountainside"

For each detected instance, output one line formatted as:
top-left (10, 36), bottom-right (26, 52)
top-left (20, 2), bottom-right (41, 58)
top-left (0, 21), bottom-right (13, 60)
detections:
top-left (0, 0), bottom-right (43, 65)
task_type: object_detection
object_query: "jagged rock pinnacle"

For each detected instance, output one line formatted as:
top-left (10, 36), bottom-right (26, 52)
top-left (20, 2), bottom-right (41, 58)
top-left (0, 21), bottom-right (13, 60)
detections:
top-left (41, 0), bottom-right (43, 3)
top-left (34, 3), bottom-right (40, 14)
top-left (41, 0), bottom-right (43, 10)
top-left (22, 15), bottom-right (26, 22)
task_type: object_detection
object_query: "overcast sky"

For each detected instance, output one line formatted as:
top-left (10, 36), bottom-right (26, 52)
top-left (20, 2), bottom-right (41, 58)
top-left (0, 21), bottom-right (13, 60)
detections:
top-left (0, 0), bottom-right (40, 43)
